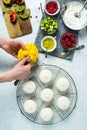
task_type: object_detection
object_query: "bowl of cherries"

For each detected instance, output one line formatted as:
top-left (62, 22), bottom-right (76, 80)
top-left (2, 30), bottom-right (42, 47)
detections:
top-left (61, 32), bottom-right (77, 49)
top-left (45, 0), bottom-right (60, 16)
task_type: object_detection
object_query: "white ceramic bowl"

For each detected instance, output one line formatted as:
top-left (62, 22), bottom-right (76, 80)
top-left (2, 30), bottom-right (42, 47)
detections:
top-left (40, 17), bottom-right (58, 34)
top-left (63, 1), bottom-right (87, 30)
top-left (41, 36), bottom-right (57, 52)
top-left (45, 0), bottom-right (60, 16)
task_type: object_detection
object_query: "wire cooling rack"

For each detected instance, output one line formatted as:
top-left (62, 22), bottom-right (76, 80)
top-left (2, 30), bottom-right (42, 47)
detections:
top-left (16, 64), bottom-right (77, 125)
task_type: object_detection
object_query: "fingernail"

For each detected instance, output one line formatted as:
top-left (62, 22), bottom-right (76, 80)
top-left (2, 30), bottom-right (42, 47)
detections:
top-left (27, 59), bottom-right (30, 63)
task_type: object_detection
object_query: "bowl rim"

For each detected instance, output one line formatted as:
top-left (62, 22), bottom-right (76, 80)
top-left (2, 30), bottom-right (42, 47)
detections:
top-left (45, 0), bottom-right (60, 16)
top-left (41, 36), bottom-right (57, 52)
top-left (62, 1), bottom-right (87, 30)
top-left (40, 17), bottom-right (58, 34)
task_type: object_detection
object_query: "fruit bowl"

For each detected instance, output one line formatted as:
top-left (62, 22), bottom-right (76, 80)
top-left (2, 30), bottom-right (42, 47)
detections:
top-left (40, 17), bottom-right (58, 35)
top-left (61, 32), bottom-right (78, 49)
top-left (41, 36), bottom-right (57, 52)
top-left (45, 0), bottom-right (60, 16)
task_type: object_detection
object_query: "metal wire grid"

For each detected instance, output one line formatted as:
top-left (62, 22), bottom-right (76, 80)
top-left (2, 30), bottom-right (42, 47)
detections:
top-left (16, 64), bottom-right (77, 125)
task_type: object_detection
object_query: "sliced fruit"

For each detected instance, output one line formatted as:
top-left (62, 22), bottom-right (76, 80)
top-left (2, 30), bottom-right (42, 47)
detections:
top-left (16, 5), bottom-right (25, 12)
top-left (2, 7), bottom-right (11, 14)
top-left (10, 11), bottom-right (17, 23)
top-left (19, 8), bottom-right (30, 19)
top-left (18, 44), bottom-right (38, 64)
top-left (2, 7), bottom-right (7, 14)
top-left (40, 17), bottom-right (58, 34)
top-left (12, 0), bottom-right (25, 5)
top-left (3, 0), bottom-right (11, 5)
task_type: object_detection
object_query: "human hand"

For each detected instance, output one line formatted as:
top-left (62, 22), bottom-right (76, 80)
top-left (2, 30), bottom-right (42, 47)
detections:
top-left (0, 37), bottom-right (25, 58)
top-left (10, 56), bottom-right (31, 80)
top-left (0, 56), bottom-right (31, 82)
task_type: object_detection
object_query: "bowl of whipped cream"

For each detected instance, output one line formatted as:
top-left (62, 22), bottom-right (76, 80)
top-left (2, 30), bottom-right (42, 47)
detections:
top-left (62, 1), bottom-right (87, 30)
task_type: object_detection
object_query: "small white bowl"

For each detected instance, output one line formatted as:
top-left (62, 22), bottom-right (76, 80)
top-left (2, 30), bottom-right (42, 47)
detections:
top-left (41, 36), bottom-right (57, 52)
top-left (45, 0), bottom-right (60, 16)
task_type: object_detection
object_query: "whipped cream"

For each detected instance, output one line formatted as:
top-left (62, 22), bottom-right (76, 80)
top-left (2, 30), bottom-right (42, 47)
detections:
top-left (63, 1), bottom-right (87, 30)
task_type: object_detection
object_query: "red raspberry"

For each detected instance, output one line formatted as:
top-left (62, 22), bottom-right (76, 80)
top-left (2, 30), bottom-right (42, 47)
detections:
top-left (71, 37), bottom-right (75, 42)
top-left (63, 43), bottom-right (69, 48)
top-left (73, 39), bottom-right (77, 44)
top-left (62, 34), bottom-right (67, 38)
top-left (61, 32), bottom-right (77, 49)
top-left (61, 36), bottom-right (65, 40)
top-left (67, 33), bottom-right (74, 37)
top-left (65, 38), bottom-right (69, 42)
top-left (67, 41), bottom-right (71, 45)
top-left (69, 44), bottom-right (74, 48)
top-left (61, 39), bottom-right (65, 44)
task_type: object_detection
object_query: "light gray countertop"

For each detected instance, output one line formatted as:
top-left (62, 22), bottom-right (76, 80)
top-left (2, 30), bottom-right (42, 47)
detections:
top-left (0, 0), bottom-right (87, 130)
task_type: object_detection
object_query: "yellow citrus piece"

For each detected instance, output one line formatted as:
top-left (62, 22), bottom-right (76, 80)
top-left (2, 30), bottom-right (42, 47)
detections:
top-left (18, 44), bottom-right (38, 64)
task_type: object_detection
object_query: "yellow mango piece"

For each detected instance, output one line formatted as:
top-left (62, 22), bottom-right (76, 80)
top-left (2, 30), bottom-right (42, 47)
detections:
top-left (17, 43), bottom-right (38, 64)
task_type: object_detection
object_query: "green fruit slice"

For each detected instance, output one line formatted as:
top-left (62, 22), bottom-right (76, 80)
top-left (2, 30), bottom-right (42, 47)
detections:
top-left (40, 17), bottom-right (58, 34)
top-left (2, 7), bottom-right (7, 13)
top-left (19, 8), bottom-right (31, 19)
top-left (16, 5), bottom-right (25, 13)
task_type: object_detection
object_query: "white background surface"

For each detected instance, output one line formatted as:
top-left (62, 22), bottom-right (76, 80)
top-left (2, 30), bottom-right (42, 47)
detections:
top-left (0, 0), bottom-right (87, 130)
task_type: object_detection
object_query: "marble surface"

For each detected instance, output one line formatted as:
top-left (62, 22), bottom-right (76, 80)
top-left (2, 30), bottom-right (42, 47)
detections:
top-left (0, 0), bottom-right (87, 130)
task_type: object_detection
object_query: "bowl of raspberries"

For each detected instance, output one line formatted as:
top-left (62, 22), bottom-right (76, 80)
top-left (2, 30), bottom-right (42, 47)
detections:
top-left (61, 32), bottom-right (77, 49)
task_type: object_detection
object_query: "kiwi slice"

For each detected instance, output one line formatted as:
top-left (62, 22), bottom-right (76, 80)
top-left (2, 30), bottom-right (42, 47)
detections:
top-left (19, 9), bottom-right (31, 19)
top-left (16, 5), bottom-right (25, 12)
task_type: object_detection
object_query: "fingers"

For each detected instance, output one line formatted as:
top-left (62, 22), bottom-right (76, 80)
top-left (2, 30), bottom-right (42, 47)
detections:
top-left (13, 39), bottom-right (25, 50)
top-left (19, 43), bottom-right (26, 50)
top-left (20, 56), bottom-right (30, 65)
top-left (12, 40), bottom-right (26, 58)
top-left (16, 40), bottom-right (26, 50)
top-left (12, 52), bottom-right (17, 58)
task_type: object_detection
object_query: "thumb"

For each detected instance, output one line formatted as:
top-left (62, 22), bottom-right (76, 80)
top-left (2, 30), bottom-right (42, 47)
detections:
top-left (20, 56), bottom-right (30, 65)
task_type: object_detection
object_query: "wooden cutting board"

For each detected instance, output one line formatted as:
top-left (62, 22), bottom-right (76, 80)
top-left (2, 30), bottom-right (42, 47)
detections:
top-left (0, 0), bottom-right (32, 38)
